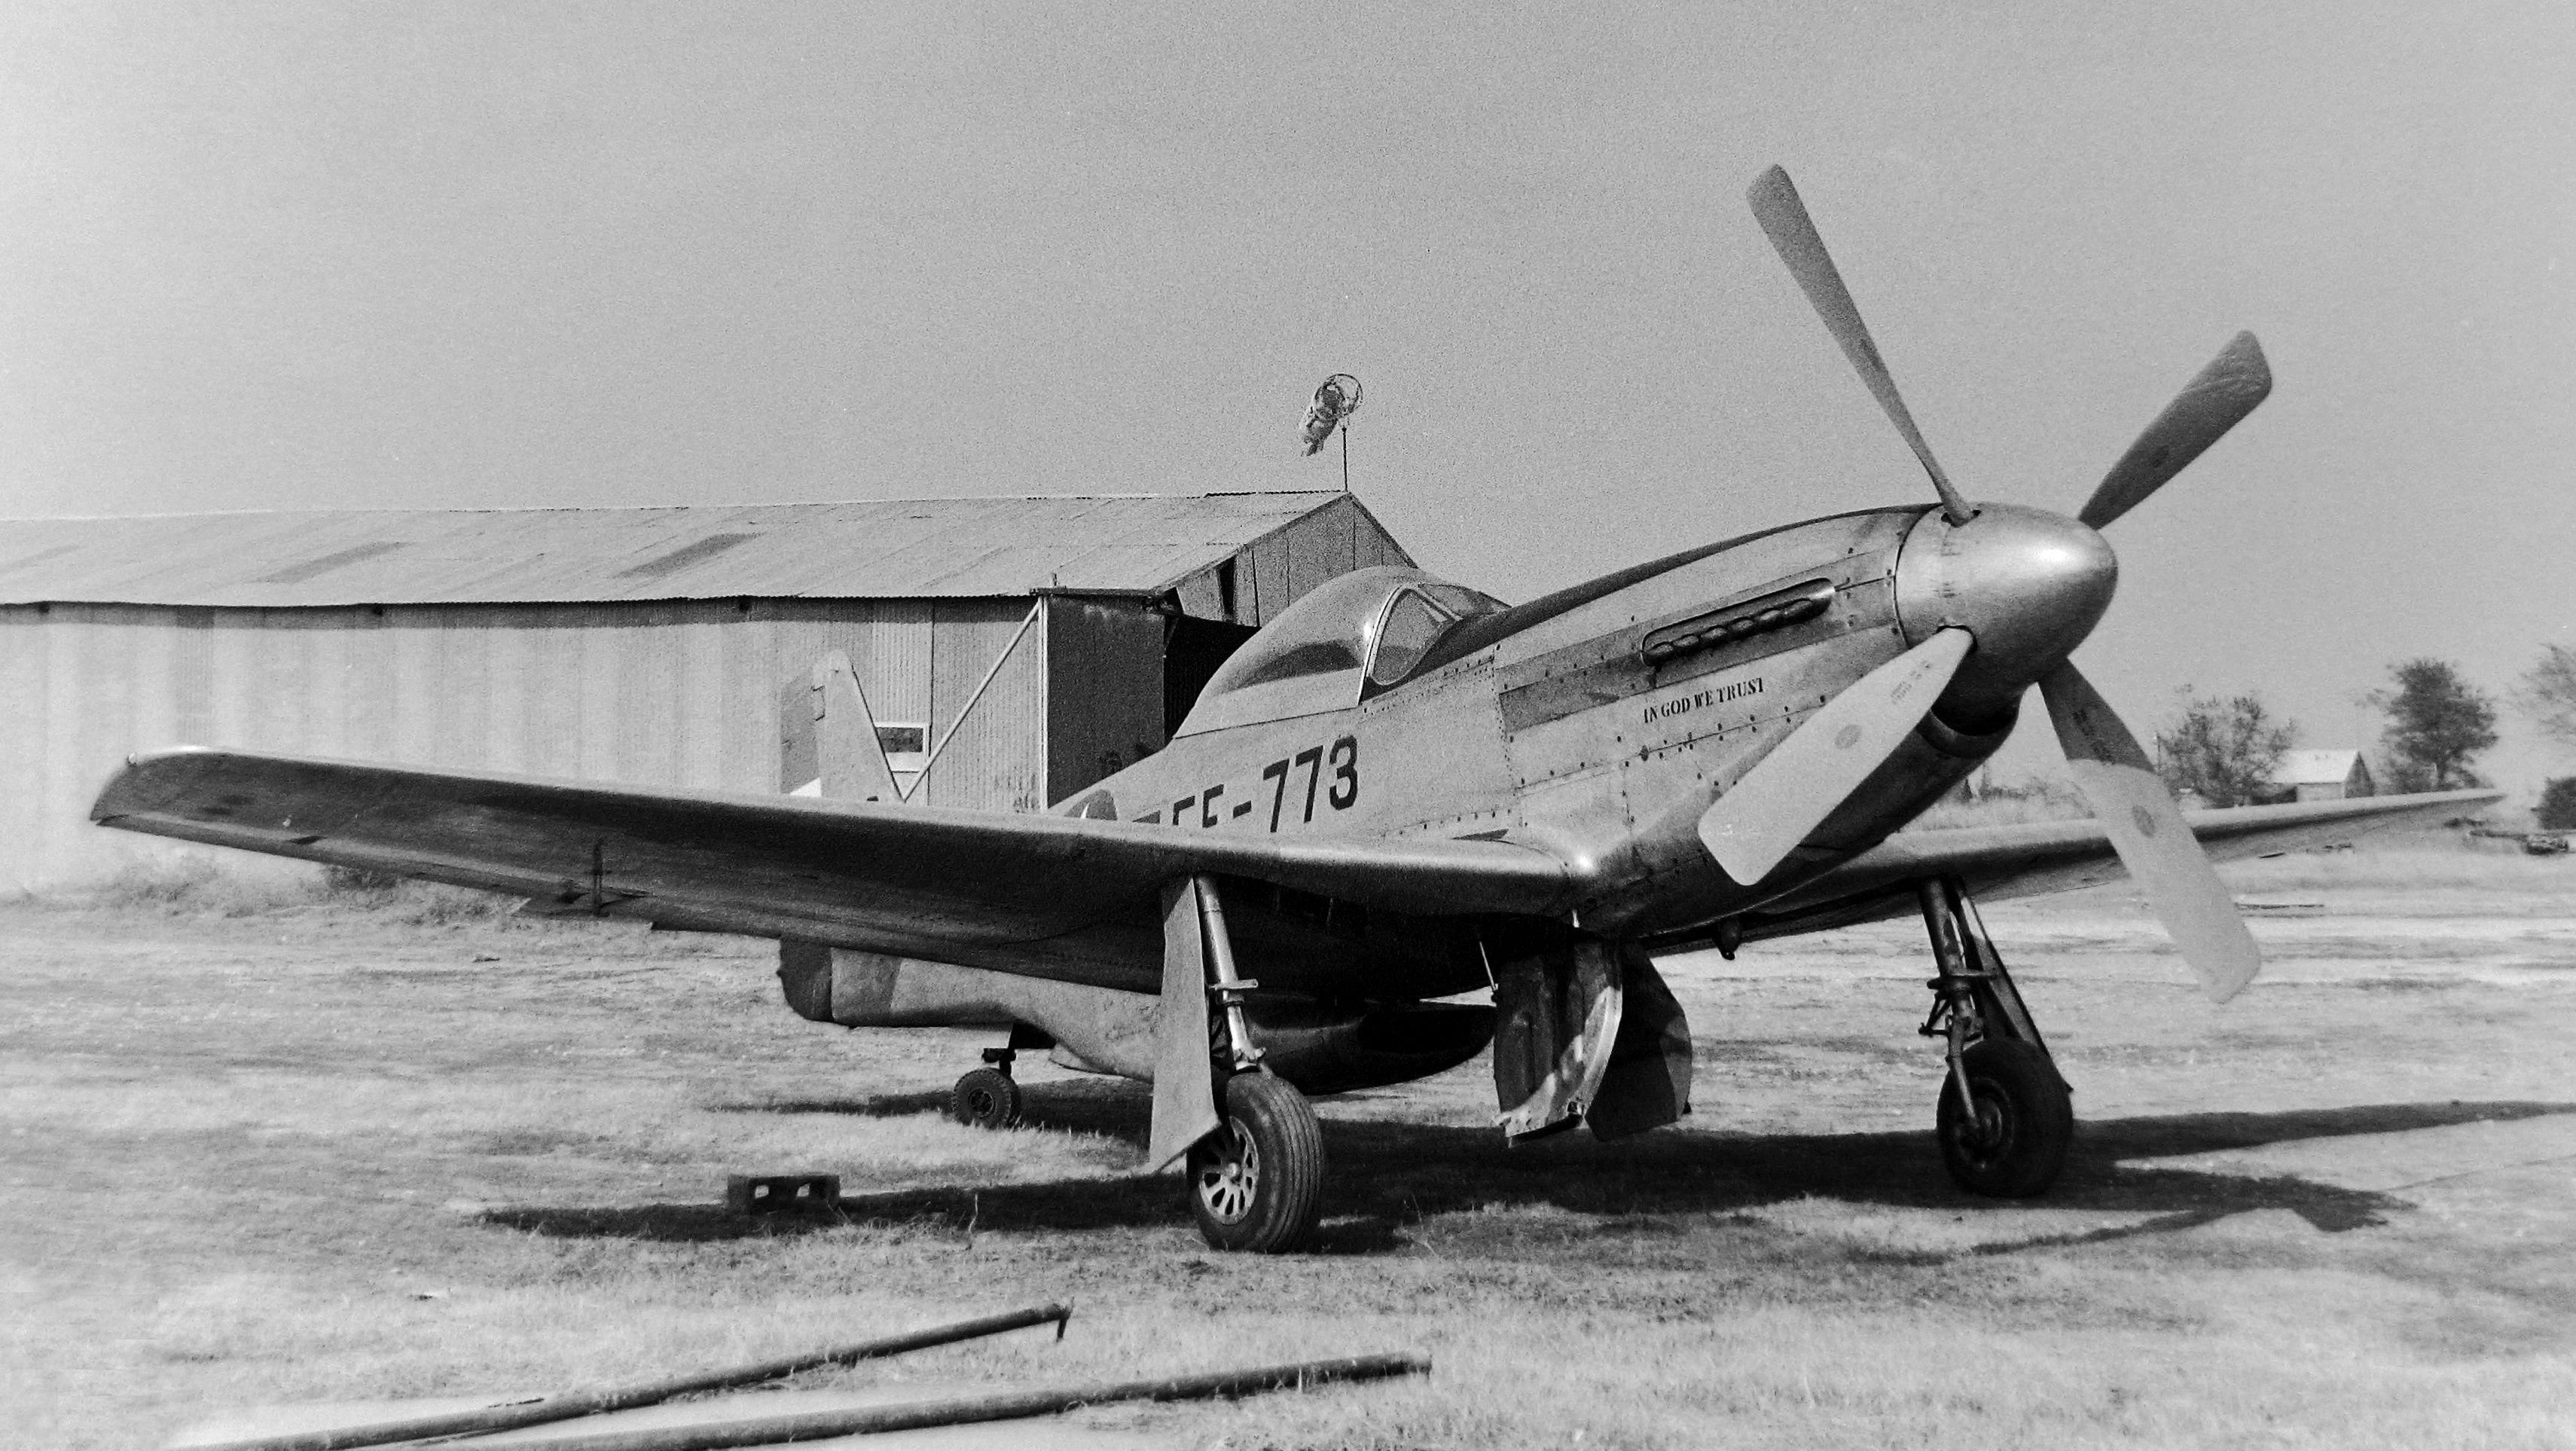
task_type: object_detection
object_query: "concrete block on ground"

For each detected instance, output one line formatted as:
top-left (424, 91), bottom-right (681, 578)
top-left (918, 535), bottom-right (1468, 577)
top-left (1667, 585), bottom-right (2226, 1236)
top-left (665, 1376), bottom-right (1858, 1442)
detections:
top-left (726, 1173), bottom-right (841, 1214)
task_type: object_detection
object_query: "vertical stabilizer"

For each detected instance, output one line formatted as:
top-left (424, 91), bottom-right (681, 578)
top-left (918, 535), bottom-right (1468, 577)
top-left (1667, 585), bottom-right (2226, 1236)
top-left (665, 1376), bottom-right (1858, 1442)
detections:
top-left (777, 652), bottom-right (905, 804)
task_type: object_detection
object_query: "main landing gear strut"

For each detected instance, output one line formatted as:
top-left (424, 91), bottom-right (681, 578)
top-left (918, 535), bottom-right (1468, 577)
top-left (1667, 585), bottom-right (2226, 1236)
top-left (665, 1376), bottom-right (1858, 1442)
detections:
top-left (1182, 879), bottom-right (1326, 1253)
top-left (1915, 877), bottom-right (2074, 1197)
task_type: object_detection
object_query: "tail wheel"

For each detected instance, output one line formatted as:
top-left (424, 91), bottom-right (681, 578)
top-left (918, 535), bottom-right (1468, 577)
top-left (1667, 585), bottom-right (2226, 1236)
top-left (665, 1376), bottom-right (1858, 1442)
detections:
top-left (1186, 1073), bottom-right (1326, 1253)
top-left (949, 1067), bottom-right (1020, 1129)
top-left (1936, 1039), bottom-right (2072, 1198)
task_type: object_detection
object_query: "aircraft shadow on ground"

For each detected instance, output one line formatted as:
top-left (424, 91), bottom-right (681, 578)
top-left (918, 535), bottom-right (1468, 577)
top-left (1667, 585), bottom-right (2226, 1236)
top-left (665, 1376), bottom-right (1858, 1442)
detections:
top-left (488, 1088), bottom-right (2576, 1258)
top-left (707, 1081), bottom-right (1155, 1141)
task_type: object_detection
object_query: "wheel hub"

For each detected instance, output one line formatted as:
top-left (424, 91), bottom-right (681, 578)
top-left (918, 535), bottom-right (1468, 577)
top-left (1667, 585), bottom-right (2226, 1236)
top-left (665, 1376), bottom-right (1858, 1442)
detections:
top-left (1194, 1119), bottom-right (1262, 1224)
top-left (1963, 1090), bottom-right (2009, 1155)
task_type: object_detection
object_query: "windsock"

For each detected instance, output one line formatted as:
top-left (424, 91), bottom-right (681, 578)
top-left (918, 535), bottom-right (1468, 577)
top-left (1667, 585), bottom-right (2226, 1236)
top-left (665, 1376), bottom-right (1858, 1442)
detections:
top-left (1299, 374), bottom-right (1362, 455)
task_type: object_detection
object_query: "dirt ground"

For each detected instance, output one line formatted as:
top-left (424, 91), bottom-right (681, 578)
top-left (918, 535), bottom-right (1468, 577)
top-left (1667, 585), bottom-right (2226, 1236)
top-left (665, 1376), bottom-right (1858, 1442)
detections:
top-left (5, 850), bottom-right (2574, 1449)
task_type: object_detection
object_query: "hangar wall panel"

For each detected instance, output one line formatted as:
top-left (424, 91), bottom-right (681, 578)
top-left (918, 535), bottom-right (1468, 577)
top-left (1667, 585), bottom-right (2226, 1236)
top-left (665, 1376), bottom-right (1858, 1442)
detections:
top-left (1161, 493), bottom-right (1413, 627)
top-left (0, 600), bottom-right (1065, 888)
top-left (864, 600), bottom-right (936, 745)
top-left (922, 600), bottom-right (1045, 813)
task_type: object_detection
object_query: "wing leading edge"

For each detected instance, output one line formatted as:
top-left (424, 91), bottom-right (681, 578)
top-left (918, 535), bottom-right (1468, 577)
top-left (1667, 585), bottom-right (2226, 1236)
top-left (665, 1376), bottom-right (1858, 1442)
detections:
top-left (91, 748), bottom-right (1580, 982)
top-left (1719, 787), bottom-right (2501, 943)
top-left (92, 752), bottom-right (2492, 979)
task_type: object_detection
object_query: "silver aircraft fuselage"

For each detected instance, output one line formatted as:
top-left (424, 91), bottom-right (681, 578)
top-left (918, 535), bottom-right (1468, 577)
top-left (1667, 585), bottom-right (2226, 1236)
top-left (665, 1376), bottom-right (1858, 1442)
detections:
top-left (1070, 499), bottom-right (2115, 970)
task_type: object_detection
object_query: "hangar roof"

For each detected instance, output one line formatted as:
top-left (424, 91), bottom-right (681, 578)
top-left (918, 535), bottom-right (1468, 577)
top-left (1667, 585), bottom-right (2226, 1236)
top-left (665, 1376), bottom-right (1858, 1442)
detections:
top-left (0, 492), bottom-right (1399, 608)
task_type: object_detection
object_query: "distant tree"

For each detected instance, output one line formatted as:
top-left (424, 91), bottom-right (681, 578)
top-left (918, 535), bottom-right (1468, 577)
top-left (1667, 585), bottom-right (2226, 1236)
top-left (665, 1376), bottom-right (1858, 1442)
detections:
top-left (2514, 643), bottom-right (2576, 753)
top-left (2156, 692), bottom-right (2297, 808)
top-left (2538, 778), bottom-right (2576, 832)
top-left (2368, 658), bottom-right (2498, 792)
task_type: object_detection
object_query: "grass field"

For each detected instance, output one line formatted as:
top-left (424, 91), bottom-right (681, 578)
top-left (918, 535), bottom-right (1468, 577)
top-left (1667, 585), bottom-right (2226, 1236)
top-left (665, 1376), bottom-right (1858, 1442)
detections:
top-left (5, 850), bottom-right (2574, 1449)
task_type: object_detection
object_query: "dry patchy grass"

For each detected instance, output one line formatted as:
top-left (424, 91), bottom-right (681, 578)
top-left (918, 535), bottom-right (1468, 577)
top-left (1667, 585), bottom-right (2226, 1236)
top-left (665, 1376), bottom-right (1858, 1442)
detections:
top-left (5, 854), bottom-right (2575, 1449)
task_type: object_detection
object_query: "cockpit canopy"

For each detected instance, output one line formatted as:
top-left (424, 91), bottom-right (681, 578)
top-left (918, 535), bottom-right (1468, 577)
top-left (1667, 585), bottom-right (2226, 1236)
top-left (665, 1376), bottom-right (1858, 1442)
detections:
top-left (1174, 566), bottom-right (1507, 737)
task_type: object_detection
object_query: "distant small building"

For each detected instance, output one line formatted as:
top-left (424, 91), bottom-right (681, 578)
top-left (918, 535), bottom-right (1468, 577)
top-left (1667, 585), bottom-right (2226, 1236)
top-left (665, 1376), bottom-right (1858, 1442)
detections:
top-left (2264, 749), bottom-right (2374, 804)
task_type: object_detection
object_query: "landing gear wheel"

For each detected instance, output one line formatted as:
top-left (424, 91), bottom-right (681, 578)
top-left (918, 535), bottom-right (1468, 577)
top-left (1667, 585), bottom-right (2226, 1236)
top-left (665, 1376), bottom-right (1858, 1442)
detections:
top-left (949, 1067), bottom-right (1019, 1129)
top-left (1936, 1039), bottom-right (2072, 1198)
top-left (1186, 1073), bottom-right (1326, 1253)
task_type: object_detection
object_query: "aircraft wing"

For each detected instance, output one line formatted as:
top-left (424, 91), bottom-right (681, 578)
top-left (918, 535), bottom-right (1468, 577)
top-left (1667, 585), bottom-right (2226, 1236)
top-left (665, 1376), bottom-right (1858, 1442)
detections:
top-left (91, 747), bottom-right (1580, 967)
top-left (1726, 787), bottom-right (2500, 942)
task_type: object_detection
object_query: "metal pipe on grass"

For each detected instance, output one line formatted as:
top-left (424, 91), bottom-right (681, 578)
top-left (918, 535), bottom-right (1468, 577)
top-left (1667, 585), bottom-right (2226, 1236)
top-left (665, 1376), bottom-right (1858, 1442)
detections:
top-left (188, 1303), bottom-right (1073, 1451)
top-left (484, 1352), bottom-right (1429, 1451)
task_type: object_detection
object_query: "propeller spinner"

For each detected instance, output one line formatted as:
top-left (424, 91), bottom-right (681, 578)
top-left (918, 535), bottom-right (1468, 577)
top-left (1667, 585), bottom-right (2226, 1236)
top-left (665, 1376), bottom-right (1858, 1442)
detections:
top-left (1702, 166), bottom-right (2274, 1001)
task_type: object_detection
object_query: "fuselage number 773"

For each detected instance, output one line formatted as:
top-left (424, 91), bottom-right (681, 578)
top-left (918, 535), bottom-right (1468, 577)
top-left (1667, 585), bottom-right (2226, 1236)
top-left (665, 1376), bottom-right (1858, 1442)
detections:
top-left (1170, 736), bottom-right (1357, 831)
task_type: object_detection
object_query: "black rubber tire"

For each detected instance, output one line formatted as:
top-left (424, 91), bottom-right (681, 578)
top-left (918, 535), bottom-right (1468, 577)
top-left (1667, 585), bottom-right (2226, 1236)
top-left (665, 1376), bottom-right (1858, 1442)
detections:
top-left (949, 1067), bottom-right (1020, 1129)
top-left (1186, 1073), bottom-right (1327, 1253)
top-left (1935, 1039), bottom-right (2073, 1198)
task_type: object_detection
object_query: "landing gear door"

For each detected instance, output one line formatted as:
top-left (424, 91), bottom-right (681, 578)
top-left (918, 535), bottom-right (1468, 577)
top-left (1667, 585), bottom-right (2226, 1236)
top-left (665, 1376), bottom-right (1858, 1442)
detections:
top-left (1148, 878), bottom-right (1222, 1171)
top-left (1587, 946), bottom-right (1693, 1141)
top-left (1491, 938), bottom-right (1625, 1141)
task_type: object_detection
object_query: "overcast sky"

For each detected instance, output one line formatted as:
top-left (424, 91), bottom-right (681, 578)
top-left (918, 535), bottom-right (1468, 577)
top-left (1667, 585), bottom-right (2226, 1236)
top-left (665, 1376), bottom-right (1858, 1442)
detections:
top-left (2, 2), bottom-right (2569, 796)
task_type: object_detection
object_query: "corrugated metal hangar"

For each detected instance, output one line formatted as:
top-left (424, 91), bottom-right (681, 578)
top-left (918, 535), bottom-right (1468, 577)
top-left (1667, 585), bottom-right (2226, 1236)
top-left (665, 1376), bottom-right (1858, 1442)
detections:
top-left (0, 490), bottom-right (1412, 887)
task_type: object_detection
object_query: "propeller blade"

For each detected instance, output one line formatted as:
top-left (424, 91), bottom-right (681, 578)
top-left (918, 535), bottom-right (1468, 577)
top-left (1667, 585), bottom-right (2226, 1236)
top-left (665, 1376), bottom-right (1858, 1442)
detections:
top-left (2038, 661), bottom-right (2261, 1001)
top-left (1747, 164), bottom-right (1973, 525)
top-left (1699, 628), bottom-right (1973, 884)
top-left (2077, 331), bottom-right (2272, 529)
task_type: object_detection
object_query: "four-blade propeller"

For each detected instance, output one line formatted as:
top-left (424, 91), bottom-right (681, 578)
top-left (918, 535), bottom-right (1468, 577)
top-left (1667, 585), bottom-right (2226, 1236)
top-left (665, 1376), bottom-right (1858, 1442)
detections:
top-left (1704, 165), bottom-right (2275, 1002)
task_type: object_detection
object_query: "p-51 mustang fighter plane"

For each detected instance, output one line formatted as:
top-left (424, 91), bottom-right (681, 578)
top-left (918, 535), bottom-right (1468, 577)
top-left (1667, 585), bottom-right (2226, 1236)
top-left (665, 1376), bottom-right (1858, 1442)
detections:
top-left (92, 167), bottom-right (2489, 1252)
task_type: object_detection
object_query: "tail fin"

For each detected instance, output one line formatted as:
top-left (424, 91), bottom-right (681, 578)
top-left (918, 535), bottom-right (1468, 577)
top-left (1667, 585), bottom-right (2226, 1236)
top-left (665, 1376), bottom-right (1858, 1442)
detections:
top-left (777, 651), bottom-right (905, 803)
